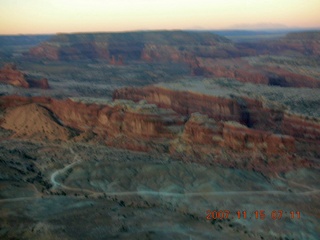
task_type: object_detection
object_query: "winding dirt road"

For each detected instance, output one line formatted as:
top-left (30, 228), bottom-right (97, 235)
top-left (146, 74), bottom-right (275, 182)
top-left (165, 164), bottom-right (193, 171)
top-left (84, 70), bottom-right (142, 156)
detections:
top-left (1, 147), bottom-right (319, 204)
top-left (49, 148), bottom-right (320, 198)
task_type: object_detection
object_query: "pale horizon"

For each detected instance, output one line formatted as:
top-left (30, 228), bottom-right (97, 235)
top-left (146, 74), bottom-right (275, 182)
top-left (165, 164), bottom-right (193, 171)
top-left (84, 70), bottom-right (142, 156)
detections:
top-left (1, 0), bottom-right (320, 35)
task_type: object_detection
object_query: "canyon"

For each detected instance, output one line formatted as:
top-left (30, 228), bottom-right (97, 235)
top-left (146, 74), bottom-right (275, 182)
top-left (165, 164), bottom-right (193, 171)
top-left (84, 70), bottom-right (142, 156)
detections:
top-left (1, 30), bottom-right (320, 239)
top-left (1, 90), bottom-right (319, 174)
top-left (25, 31), bottom-right (320, 88)
top-left (113, 85), bottom-right (320, 142)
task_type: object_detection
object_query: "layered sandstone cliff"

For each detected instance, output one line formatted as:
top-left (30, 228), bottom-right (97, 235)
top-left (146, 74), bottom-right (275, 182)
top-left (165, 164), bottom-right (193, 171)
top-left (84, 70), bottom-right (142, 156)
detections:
top-left (26, 31), bottom-right (320, 88)
top-left (236, 31), bottom-right (320, 57)
top-left (27, 78), bottom-right (50, 89)
top-left (1, 94), bottom-right (318, 173)
top-left (113, 86), bottom-right (275, 130)
top-left (0, 63), bottom-right (29, 88)
top-left (169, 113), bottom-right (302, 173)
top-left (191, 58), bottom-right (320, 88)
top-left (28, 42), bottom-right (110, 61)
top-left (0, 96), bottom-right (184, 152)
top-left (0, 64), bottom-right (50, 89)
top-left (27, 31), bottom-right (235, 62)
top-left (113, 85), bottom-right (320, 144)
top-left (49, 98), bottom-right (184, 139)
top-left (113, 86), bottom-right (243, 122)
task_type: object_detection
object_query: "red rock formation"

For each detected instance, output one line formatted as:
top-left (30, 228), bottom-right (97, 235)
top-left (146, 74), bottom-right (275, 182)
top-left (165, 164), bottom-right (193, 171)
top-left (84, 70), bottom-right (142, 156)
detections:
top-left (27, 31), bottom-right (243, 63)
top-left (1, 103), bottom-right (71, 140)
top-left (269, 32), bottom-right (320, 56)
top-left (173, 113), bottom-right (295, 155)
top-left (110, 55), bottom-right (124, 65)
top-left (113, 85), bottom-right (282, 129)
top-left (221, 121), bottom-right (296, 154)
top-left (113, 85), bottom-right (320, 143)
top-left (0, 63), bottom-right (30, 88)
top-left (236, 32), bottom-right (320, 57)
top-left (27, 78), bottom-right (50, 89)
top-left (0, 64), bottom-right (50, 89)
top-left (266, 66), bottom-right (320, 88)
top-left (170, 113), bottom-right (312, 173)
top-left (28, 43), bottom-right (60, 60)
top-left (110, 55), bottom-right (116, 65)
top-left (49, 99), bottom-right (184, 140)
top-left (1, 95), bottom-right (318, 173)
top-left (191, 58), bottom-right (320, 88)
top-left (141, 44), bottom-right (183, 62)
top-left (281, 113), bottom-right (320, 142)
top-left (0, 96), bottom-right (184, 151)
top-left (28, 42), bottom-right (110, 61)
top-left (113, 86), bottom-right (243, 122)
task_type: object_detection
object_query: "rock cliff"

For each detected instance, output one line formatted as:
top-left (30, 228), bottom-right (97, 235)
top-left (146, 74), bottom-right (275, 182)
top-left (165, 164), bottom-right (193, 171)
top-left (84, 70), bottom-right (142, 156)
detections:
top-left (113, 86), bottom-right (243, 122)
top-left (0, 64), bottom-right (50, 89)
top-left (1, 103), bottom-right (71, 140)
top-left (191, 58), bottom-right (320, 88)
top-left (0, 96), bottom-right (184, 152)
top-left (26, 31), bottom-right (320, 88)
top-left (169, 113), bottom-right (303, 173)
top-left (236, 31), bottom-right (320, 57)
top-left (0, 63), bottom-right (30, 88)
top-left (49, 98), bottom-right (184, 139)
top-left (1, 94), bottom-right (318, 173)
top-left (27, 31), bottom-right (235, 62)
top-left (113, 85), bottom-right (320, 152)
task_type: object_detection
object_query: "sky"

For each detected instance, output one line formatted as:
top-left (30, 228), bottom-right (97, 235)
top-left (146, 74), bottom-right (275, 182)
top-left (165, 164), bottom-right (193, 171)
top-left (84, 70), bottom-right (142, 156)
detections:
top-left (0, 0), bottom-right (319, 34)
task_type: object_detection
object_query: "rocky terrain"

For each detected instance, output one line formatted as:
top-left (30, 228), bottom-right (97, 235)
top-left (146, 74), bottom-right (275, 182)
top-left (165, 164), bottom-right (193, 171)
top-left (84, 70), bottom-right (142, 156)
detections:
top-left (0, 63), bottom-right (49, 89)
top-left (192, 57), bottom-right (320, 88)
top-left (237, 31), bottom-right (320, 57)
top-left (26, 31), bottom-right (234, 61)
top-left (25, 31), bottom-right (320, 89)
top-left (113, 85), bottom-right (320, 141)
top-left (1, 139), bottom-right (318, 239)
top-left (0, 93), bottom-right (318, 174)
top-left (113, 84), bottom-right (320, 163)
top-left (0, 30), bottom-right (320, 239)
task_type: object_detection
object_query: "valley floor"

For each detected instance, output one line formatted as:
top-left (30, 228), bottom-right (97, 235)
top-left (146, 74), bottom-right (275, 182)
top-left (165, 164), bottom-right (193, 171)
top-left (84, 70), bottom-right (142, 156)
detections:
top-left (1, 137), bottom-right (319, 239)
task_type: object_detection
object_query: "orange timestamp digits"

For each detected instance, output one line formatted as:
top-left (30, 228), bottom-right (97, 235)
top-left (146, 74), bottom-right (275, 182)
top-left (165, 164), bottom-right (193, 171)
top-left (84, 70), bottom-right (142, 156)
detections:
top-left (206, 210), bottom-right (301, 220)
top-left (206, 210), bottom-right (230, 220)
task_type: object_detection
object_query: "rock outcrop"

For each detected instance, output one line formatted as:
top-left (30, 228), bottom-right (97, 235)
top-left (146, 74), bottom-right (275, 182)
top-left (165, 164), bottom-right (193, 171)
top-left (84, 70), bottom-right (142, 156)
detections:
top-left (1, 103), bottom-right (71, 140)
top-left (1, 94), bottom-right (318, 173)
top-left (49, 98), bottom-right (184, 140)
top-left (113, 85), bottom-right (282, 129)
top-left (281, 113), bottom-right (320, 142)
top-left (27, 31), bottom-right (235, 62)
top-left (0, 96), bottom-right (184, 152)
top-left (28, 42), bottom-right (110, 61)
top-left (0, 64), bottom-right (50, 89)
top-left (113, 86), bottom-right (243, 122)
top-left (190, 58), bottom-right (320, 88)
top-left (26, 31), bottom-right (320, 88)
top-left (27, 78), bottom-right (50, 89)
top-left (243, 31), bottom-right (320, 56)
top-left (113, 85), bottom-right (320, 150)
top-left (28, 42), bottom-right (60, 61)
top-left (0, 63), bottom-right (30, 88)
top-left (170, 113), bottom-right (302, 173)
